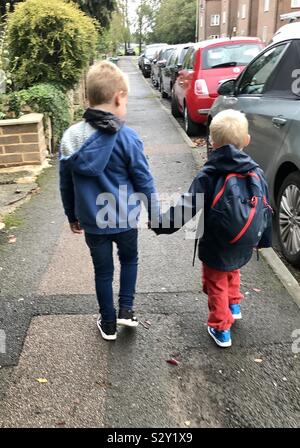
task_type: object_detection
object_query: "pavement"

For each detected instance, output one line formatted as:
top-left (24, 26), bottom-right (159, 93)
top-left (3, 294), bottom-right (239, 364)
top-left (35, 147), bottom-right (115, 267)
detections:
top-left (0, 57), bottom-right (299, 428)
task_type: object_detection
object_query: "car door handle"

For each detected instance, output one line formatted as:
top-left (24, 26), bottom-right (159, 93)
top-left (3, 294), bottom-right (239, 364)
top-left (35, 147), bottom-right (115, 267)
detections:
top-left (272, 117), bottom-right (287, 127)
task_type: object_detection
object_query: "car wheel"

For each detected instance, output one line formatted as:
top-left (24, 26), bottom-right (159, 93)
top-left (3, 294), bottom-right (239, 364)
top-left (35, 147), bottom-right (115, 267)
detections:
top-left (171, 91), bottom-right (180, 118)
top-left (276, 171), bottom-right (300, 267)
top-left (184, 104), bottom-right (200, 136)
top-left (160, 80), bottom-right (168, 98)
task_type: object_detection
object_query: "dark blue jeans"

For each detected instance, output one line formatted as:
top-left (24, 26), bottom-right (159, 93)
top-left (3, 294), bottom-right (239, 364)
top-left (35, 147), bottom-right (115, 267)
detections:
top-left (85, 229), bottom-right (138, 323)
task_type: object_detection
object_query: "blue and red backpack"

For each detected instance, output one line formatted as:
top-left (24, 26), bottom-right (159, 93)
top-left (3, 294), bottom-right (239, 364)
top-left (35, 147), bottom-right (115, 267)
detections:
top-left (207, 171), bottom-right (272, 248)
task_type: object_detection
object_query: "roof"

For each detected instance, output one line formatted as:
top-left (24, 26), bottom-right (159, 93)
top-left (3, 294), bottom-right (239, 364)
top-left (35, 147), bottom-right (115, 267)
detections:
top-left (193, 36), bottom-right (262, 50)
top-left (270, 22), bottom-right (300, 44)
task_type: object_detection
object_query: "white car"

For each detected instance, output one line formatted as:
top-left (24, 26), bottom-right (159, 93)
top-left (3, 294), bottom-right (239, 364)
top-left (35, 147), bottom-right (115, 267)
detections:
top-left (270, 21), bottom-right (300, 44)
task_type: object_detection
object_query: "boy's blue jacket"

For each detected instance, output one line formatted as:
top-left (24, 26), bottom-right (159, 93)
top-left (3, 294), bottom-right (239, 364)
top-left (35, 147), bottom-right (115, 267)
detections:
top-left (154, 144), bottom-right (272, 271)
top-left (59, 110), bottom-right (158, 234)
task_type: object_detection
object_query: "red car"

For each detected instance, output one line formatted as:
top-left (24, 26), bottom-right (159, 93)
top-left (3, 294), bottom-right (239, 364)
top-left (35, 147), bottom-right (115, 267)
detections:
top-left (171, 37), bottom-right (264, 136)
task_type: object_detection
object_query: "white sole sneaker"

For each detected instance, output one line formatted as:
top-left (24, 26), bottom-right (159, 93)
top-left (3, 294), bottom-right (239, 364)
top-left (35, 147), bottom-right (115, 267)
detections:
top-left (232, 312), bottom-right (242, 320)
top-left (207, 326), bottom-right (232, 348)
top-left (97, 319), bottom-right (117, 341)
top-left (117, 318), bottom-right (139, 328)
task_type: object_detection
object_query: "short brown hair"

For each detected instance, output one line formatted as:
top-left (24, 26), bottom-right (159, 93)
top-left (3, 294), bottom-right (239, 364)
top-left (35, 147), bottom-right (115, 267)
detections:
top-left (86, 60), bottom-right (129, 106)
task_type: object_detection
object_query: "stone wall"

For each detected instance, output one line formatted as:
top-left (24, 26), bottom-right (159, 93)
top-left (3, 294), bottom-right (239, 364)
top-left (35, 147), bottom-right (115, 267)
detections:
top-left (0, 113), bottom-right (47, 168)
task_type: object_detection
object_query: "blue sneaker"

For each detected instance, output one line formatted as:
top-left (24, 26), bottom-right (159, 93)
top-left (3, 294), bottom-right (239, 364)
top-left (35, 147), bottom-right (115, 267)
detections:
top-left (229, 304), bottom-right (242, 320)
top-left (207, 326), bottom-right (232, 347)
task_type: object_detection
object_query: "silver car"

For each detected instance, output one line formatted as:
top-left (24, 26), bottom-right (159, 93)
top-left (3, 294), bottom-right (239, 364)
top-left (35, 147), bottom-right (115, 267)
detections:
top-left (208, 36), bottom-right (300, 266)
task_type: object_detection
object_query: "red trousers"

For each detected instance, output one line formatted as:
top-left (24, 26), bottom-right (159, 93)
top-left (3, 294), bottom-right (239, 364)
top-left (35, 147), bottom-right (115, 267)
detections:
top-left (202, 263), bottom-right (244, 331)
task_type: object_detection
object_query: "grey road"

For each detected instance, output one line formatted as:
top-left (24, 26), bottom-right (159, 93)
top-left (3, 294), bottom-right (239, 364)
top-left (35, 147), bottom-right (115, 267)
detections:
top-left (0, 57), bottom-right (299, 428)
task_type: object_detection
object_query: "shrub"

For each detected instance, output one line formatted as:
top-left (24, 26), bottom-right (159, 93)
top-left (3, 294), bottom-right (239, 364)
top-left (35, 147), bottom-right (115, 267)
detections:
top-left (7, 83), bottom-right (72, 142)
top-left (7, 0), bottom-right (99, 90)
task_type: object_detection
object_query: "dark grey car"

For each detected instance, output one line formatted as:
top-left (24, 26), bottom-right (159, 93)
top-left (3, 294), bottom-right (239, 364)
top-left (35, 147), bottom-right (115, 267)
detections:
top-left (208, 37), bottom-right (300, 266)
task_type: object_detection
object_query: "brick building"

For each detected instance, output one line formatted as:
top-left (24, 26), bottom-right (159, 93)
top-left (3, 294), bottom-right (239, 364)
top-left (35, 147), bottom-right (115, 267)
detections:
top-left (198, 0), bottom-right (300, 42)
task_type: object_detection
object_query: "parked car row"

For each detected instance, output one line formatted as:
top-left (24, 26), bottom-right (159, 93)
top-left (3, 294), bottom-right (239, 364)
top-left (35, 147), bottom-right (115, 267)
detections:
top-left (208, 29), bottom-right (300, 266)
top-left (140, 27), bottom-right (300, 266)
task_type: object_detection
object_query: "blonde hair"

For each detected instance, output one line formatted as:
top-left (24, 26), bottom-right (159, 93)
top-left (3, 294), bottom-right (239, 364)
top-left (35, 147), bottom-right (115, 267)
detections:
top-left (86, 60), bottom-right (129, 106)
top-left (210, 109), bottom-right (249, 149)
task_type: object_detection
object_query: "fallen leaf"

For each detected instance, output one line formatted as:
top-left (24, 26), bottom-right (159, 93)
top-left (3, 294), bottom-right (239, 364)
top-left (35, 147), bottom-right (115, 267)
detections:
top-left (8, 235), bottom-right (17, 244)
top-left (254, 358), bottom-right (263, 363)
top-left (184, 421), bottom-right (191, 426)
top-left (56, 421), bottom-right (66, 426)
top-left (245, 291), bottom-right (250, 295)
top-left (282, 377), bottom-right (287, 382)
top-left (252, 288), bottom-right (261, 293)
top-left (35, 378), bottom-right (48, 383)
top-left (167, 358), bottom-right (179, 366)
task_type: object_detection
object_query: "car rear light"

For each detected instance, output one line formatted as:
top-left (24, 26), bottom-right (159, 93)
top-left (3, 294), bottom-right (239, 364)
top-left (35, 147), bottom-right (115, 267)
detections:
top-left (194, 79), bottom-right (209, 96)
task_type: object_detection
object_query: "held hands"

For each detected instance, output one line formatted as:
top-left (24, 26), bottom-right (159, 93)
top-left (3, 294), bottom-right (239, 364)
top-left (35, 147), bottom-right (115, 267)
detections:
top-left (69, 220), bottom-right (83, 234)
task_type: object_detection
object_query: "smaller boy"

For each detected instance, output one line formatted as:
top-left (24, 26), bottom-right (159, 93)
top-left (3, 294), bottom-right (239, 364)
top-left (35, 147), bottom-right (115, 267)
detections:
top-left (152, 110), bottom-right (272, 347)
top-left (59, 61), bottom-right (159, 341)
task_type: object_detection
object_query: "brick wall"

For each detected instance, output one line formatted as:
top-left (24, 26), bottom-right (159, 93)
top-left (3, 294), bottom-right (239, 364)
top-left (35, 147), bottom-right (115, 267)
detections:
top-left (0, 113), bottom-right (47, 168)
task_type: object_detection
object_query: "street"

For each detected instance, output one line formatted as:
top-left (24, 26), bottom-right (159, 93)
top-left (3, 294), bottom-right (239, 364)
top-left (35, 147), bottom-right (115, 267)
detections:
top-left (0, 57), bottom-right (299, 428)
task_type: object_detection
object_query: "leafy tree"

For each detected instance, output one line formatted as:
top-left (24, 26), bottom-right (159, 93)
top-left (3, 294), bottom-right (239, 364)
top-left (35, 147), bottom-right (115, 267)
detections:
top-left (70, 0), bottom-right (116, 28)
top-left (135, 1), bottom-right (154, 53)
top-left (7, 0), bottom-right (99, 90)
top-left (151, 0), bottom-right (196, 44)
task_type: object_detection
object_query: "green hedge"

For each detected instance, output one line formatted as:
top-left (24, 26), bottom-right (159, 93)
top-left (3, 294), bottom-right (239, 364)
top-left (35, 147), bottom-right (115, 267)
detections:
top-left (7, 0), bottom-right (99, 90)
top-left (7, 83), bottom-right (72, 142)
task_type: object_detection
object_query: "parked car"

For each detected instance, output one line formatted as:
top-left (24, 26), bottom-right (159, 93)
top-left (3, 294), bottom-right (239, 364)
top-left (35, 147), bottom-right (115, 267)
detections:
top-left (160, 43), bottom-right (193, 99)
top-left (270, 21), bottom-right (300, 45)
top-left (172, 37), bottom-right (263, 136)
top-left (207, 36), bottom-right (300, 265)
top-left (138, 52), bottom-right (145, 69)
top-left (125, 47), bottom-right (136, 56)
top-left (151, 45), bottom-right (174, 89)
top-left (140, 43), bottom-right (167, 78)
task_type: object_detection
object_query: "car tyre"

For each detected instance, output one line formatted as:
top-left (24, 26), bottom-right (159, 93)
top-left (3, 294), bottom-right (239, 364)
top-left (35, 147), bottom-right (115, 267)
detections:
top-left (276, 171), bottom-right (300, 267)
top-left (184, 104), bottom-right (200, 136)
top-left (160, 79), bottom-right (168, 98)
top-left (171, 91), bottom-right (181, 118)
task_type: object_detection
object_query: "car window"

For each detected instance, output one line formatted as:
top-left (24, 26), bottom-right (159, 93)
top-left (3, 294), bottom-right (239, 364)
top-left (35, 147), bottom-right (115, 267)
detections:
top-left (183, 48), bottom-right (195, 70)
top-left (202, 43), bottom-right (263, 69)
top-left (237, 43), bottom-right (288, 95)
top-left (179, 47), bottom-right (191, 64)
top-left (264, 40), bottom-right (300, 98)
top-left (167, 49), bottom-right (177, 66)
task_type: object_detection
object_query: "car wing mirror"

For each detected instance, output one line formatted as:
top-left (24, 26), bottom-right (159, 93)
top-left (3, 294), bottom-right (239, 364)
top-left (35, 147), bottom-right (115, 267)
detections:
top-left (217, 79), bottom-right (236, 96)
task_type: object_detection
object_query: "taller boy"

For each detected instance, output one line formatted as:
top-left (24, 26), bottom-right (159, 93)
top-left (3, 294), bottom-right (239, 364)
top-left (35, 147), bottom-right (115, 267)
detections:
top-left (59, 61), bottom-right (158, 341)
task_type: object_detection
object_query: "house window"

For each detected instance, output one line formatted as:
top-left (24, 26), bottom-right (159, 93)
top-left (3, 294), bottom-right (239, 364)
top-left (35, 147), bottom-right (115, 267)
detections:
top-left (223, 11), bottom-right (227, 24)
top-left (211, 14), bottom-right (220, 26)
top-left (241, 4), bottom-right (247, 19)
top-left (264, 0), bottom-right (270, 11)
top-left (291, 0), bottom-right (300, 8)
top-left (262, 25), bottom-right (268, 42)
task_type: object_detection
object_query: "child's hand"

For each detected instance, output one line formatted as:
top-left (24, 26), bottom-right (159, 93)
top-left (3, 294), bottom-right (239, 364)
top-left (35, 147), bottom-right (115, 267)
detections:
top-left (69, 221), bottom-right (83, 234)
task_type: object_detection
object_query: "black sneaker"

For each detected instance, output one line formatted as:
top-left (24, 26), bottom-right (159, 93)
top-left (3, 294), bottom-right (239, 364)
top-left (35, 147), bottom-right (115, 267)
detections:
top-left (96, 316), bottom-right (117, 341)
top-left (117, 309), bottom-right (139, 327)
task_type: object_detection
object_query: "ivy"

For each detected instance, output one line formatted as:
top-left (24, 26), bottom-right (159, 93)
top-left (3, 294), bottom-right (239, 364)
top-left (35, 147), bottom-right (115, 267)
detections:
top-left (7, 83), bottom-right (72, 143)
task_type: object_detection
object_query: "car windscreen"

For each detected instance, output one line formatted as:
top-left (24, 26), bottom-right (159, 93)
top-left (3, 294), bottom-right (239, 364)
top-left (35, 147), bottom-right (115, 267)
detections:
top-left (202, 43), bottom-right (263, 69)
